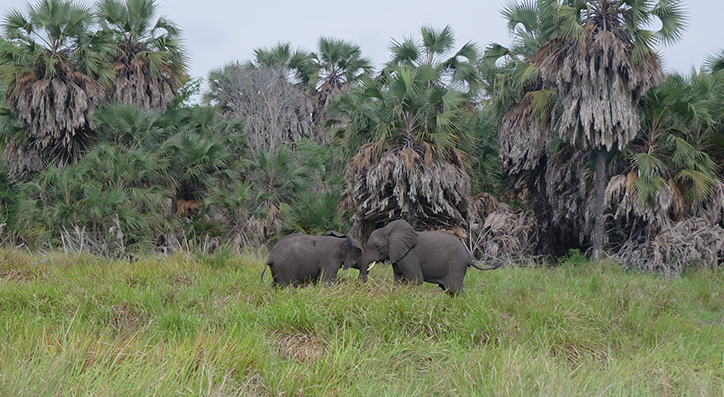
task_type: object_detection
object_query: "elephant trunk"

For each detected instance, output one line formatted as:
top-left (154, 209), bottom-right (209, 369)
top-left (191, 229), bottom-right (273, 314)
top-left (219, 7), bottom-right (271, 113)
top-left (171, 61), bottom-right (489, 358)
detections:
top-left (358, 263), bottom-right (368, 282)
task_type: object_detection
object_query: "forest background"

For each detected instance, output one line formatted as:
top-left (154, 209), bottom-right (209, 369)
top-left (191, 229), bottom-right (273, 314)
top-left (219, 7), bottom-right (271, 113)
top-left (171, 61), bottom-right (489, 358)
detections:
top-left (0, 0), bottom-right (723, 274)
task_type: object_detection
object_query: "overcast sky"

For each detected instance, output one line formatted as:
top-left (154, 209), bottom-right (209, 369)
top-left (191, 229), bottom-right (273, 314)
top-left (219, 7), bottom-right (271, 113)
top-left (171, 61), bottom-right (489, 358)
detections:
top-left (3, 0), bottom-right (723, 84)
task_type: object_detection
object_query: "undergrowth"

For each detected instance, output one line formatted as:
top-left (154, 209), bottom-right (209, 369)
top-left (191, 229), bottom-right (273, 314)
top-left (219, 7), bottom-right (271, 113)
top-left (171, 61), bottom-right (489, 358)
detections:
top-left (0, 249), bottom-right (722, 396)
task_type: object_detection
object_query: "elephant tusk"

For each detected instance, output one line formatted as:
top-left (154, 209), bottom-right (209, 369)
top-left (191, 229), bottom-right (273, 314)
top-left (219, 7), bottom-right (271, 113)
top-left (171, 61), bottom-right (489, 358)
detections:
top-left (368, 261), bottom-right (377, 271)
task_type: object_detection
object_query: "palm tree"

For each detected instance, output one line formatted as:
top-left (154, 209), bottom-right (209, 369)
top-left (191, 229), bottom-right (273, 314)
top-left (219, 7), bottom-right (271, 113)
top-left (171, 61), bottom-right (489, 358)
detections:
top-left (703, 50), bottom-right (724, 161)
top-left (313, 37), bottom-right (372, 91)
top-left (606, 71), bottom-right (722, 232)
top-left (92, 102), bottom-right (244, 250)
top-left (95, 102), bottom-right (244, 223)
top-left (278, 190), bottom-right (344, 236)
top-left (158, 107), bottom-right (243, 214)
top-left (330, 62), bottom-right (478, 240)
top-left (388, 25), bottom-right (480, 92)
top-left (0, 0), bottom-right (113, 174)
top-left (251, 42), bottom-right (316, 88)
top-left (528, 0), bottom-right (686, 261)
top-left (483, 0), bottom-right (586, 256)
top-left (311, 37), bottom-right (372, 126)
top-left (636, 72), bottom-right (719, 202)
top-left (482, 0), bottom-right (563, 176)
top-left (609, 71), bottom-right (724, 275)
top-left (244, 38), bottom-right (371, 132)
top-left (96, 0), bottom-right (187, 111)
top-left (14, 141), bottom-right (168, 253)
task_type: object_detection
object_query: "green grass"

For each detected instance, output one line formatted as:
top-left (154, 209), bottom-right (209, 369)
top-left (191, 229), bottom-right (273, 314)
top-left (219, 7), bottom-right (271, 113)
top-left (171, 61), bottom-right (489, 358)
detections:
top-left (1, 249), bottom-right (723, 396)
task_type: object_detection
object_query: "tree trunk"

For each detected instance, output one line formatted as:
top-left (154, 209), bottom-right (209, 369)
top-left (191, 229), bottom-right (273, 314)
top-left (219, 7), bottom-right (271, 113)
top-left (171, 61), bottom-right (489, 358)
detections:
top-left (592, 146), bottom-right (606, 262)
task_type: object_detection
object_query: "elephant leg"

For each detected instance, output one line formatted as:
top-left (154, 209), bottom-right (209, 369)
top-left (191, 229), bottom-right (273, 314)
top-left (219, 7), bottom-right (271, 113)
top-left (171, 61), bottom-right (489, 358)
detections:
top-left (393, 265), bottom-right (405, 285)
top-left (301, 267), bottom-right (321, 285)
top-left (271, 263), bottom-right (302, 287)
top-left (269, 267), bottom-right (282, 286)
top-left (440, 269), bottom-right (466, 296)
top-left (319, 267), bottom-right (339, 283)
top-left (444, 283), bottom-right (464, 296)
top-left (396, 260), bottom-right (424, 286)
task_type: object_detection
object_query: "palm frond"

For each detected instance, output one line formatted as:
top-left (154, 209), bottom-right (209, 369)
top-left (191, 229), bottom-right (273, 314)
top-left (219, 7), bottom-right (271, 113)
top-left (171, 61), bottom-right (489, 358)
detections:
top-left (651, 0), bottom-right (688, 47)
top-left (616, 217), bottom-right (724, 276)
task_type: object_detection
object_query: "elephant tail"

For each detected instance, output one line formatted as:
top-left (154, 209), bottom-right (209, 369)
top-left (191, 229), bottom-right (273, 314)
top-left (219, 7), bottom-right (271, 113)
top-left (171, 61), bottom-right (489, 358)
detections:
top-left (470, 260), bottom-right (503, 271)
top-left (260, 259), bottom-right (271, 282)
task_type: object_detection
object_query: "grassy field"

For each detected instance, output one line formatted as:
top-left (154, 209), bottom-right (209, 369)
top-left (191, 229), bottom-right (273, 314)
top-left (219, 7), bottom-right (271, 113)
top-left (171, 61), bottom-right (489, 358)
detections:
top-left (0, 249), bottom-right (723, 396)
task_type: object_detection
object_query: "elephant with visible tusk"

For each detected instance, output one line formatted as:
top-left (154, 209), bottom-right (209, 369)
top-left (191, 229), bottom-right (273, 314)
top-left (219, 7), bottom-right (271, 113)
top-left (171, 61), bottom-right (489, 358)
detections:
top-left (261, 231), bottom-right (365, 286)
top-left (360, 219), bottom-right (501, 295)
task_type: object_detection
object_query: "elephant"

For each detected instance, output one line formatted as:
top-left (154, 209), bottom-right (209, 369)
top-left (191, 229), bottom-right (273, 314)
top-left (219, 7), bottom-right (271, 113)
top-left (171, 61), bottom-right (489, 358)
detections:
top-left (361, 219), bottom-right (501, 295)
top-left (261, 231), bottom-right (365, 286)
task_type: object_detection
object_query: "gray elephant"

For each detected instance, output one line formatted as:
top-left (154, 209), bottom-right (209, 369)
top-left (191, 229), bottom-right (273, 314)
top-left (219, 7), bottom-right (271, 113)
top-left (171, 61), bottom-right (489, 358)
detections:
top-left (261, 231), bottom-right (365, 286)
top-left (361, 219), bottom-right (501, 295)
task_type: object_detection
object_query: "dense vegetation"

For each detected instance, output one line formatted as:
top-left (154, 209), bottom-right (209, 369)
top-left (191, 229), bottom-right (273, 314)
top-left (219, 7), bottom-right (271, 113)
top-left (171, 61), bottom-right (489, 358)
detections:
top-left (0, 0), bottom-right (722, 271)
top-left (1, 250), bottom-right (723, 396)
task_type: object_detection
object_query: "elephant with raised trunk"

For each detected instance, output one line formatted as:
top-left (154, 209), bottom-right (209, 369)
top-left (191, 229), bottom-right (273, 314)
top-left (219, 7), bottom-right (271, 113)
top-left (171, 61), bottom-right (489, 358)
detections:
top-left (261, 231), bottom-right (365, 286)
top-left (361, 219), bottom-right (501, 295)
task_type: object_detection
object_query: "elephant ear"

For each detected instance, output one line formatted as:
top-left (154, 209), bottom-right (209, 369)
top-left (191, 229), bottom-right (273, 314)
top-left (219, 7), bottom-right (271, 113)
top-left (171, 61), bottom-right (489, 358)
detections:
top-left (342, 237), bottom-right (363, 270)
top-left (324, 231), bottom-right (346, 238)
top-left (388, 220), bottom-right (418, 263)
top-left (349, 237), bottom-right (363, 252)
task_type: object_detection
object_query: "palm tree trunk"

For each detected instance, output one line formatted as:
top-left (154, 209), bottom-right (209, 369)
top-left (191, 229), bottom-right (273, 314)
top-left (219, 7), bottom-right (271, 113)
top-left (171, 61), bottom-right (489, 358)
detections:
top-left (592, 146), bottom-right (606, 262)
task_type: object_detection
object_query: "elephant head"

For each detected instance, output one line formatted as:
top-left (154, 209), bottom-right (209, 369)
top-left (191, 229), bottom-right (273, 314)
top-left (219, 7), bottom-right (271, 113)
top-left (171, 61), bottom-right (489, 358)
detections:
top-left (325, 231), bottom-right (366, 281)
top-left (360, 219), bottom-right (418, 267)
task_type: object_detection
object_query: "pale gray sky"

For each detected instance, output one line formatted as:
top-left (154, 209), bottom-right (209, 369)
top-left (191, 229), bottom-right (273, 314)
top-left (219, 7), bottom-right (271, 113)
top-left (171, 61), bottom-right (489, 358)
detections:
top-left (3, 0), bottom-right (723, 82)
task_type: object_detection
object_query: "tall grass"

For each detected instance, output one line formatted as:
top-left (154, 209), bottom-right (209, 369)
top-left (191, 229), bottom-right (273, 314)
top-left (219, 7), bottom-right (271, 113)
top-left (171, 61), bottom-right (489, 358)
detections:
top-left (0, 249), bottom-right (723, 396)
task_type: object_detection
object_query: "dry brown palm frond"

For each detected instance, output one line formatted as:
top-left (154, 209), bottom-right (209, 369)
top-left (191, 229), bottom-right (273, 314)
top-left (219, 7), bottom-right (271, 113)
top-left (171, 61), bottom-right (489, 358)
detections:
top-left (534, 27), bottom-right (663, 152)
top-left (544, 147), bottom-right (592, 245)
top-left (3, 141), bottom-right (43, 177)
top-left (666, 179), bottom-right (686, 220)
top-left (5, 62), bottom-right (105, 168)
top-left (447, 147), bottom-right (471, 170)
top-left (338, 191), bottom-right (356, 218)
top-left (528, 35), bottom-right (567, 69)
top-left (691, 181), bottom-right (724, 227)
top-left (344, 146), bottom-right (472, 241)
top-left (616, 217), bottom-right (724, 276)
top-left (498, 96), bottom-right (550, 174)
top-left (175, 199), bottom-right (202, 217)
top-left (422, 141), bottom-right (434, 165)
top-left (471, 192), bottom-right (504, 220)
top-left (604, 173), bottom-right (630, 206)
top-left (247, 211), bottom-right (281, 241)
top-left (606, 173), bottom-right (688, 233)
top-left (467, 193), bottom-right (539, 263)
top-left (398, 146), bottom-right (420, 174)
top-left (343, 142), bottom-right (382, 177)
top-left (603, 169), bottom-right (724, 265)
top-left (313, 81), bottom-right (343, 125)
top-left (107, 58), bottom-right (176, 111)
